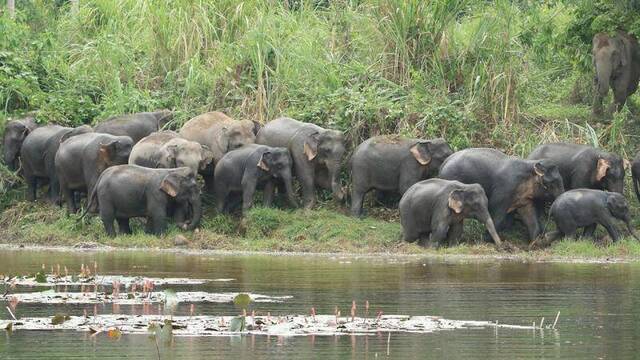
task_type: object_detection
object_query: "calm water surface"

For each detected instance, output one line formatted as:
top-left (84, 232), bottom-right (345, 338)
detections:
top-left (1, 249), bottom-right (639, 359)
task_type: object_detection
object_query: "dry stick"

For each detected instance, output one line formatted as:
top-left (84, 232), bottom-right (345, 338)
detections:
top-left (386, 332), bottom-right (391, 356)
top-left (552, 312), bottom-right (560, 329)
top-left (6, 306), bottom-right (16, 320)
top-left (539, 317), bottom-right (544, 329)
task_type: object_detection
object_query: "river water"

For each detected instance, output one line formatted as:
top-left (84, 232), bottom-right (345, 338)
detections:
top-left (0, 249), bottom-right (639, 358)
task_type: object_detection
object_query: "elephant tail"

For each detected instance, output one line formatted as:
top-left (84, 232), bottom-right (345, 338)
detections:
top-left (78, 178), bottom-right (101, 222)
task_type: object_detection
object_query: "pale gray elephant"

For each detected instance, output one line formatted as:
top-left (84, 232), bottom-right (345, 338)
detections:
top-left (592, 31), bottom-right (640, 115)
top-left (129, 131), bottom-right (214, 177)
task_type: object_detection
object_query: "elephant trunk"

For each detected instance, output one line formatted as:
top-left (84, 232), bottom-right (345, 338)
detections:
top-left (183, 194), bottom-right (202, 230)
top-left (283, 171), bottom-right (298, 208)
top-left (482, 213), bottom-right (502, 245)
top-left (327, 160), bottom-right (345, 202)
top-left (593, 59), bottom-right (611, 114)
top-left (3, 146), bottom-right (17, 171)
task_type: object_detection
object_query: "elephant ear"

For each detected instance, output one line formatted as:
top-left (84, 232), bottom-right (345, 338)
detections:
top-left (303, 132), bottom-right (320, 161)
top-left (98, 141), bottom-right (118, 165)
top-left (448, 190), bottom-right (464, 214)
top-left (410, 142), bottom-right (431, 166)
top-left (158, 144), bottom-right (178, 168)
top-left (533, 162), bottom-right (546, 177)
top-left (199, 145), bottom-right (214, 170)
top-left (596, 158), bottom-right (610, 181)
top-left (160, 173), bottom-right (180, 197)
top-left (257, 151), bottom-right (272, 171)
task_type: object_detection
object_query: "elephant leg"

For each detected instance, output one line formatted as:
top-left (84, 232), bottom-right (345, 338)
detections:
top-left (241, 181), bottom-right (257, 213)
top-left (117, 218), bottom-right (132, 235)
top-left (60, 181), bottom-right (77, 213)
top-left (100, 207), bottom-right (116, 237)
top-left (350, 185), bottom-right (369, 217)
top-left (427, 224), bottom-right (449, 248)
top-left (48, 174), bottom-right (61, 205)
top-left (402, 227), bottom-right (420, 243)
top-left (263, 180), bottom-right (275, 208)
top-left (446, 222), bottom-right (464, 247)
top-left (24, 173), bottom-right (37, 202)
top-left (295, 162), bottom-right (316, 209)
top-left (601, 219), bottom-right (621, 242)
top-left (517, 203), bottom-right (541, 242)
top-left (592, 76), bottom-right (605, 115)
top-left (145, 217), bottom-right (154, 234)
top-left (613, 83), bottom-right (628, 112)
top-left (215, 185), bottom-right (229, 213)
top-left (151, 210), bottom-right (168, 236)
top-left (204, 173), bottom-right (215, 193)
top-left (582, 224), bottom-right (597, 239)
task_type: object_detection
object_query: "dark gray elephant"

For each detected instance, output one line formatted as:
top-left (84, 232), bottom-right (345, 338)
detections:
top-left (592, 31), bottom-right (640, 115)
top-left (256, 117), bottom-right (345, 209)
top-left (399, 179), bottom-right (501, 247)
top-left (20, 125), bottom-right (93, 202)
top-left (128, 131), bottom-right (214, 177)
top-left (94, 110), bottom-right (173, 143)
top-left (86, 165), bottom-right (201, 236)
top-left (214, 144), bottom-right (297, 213)
top-left (55, 132), bottom-right (133, 213)
top-left (528, 143), bottom-right (625, 194)
top-left (3, 115), bottom-right (38, 171)
top-left (632, 151), bottom-right (640, 203)
top-left (439, 148), bottom-right (565, 242)
top-left (180, 111), bottom-right (256, 190)
top-left (546, 189), bottom-right (638, 243)
top-left (350, 135), bottom-right (453, 216)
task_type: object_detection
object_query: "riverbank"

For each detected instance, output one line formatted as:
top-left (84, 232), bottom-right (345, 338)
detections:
top-left (2, 200), bottom-right (640, 263)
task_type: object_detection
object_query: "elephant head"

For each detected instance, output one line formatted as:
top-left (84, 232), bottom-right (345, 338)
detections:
top-left (60, 125), bottom-right (94, 143)
top-left (303, 129), bottom-right (346, 201)
top-left (606, 193), bottom-right (639, 241)
top-left (160, 168), bottom-right (202, 230)
top-left (595, 153), bottom-right (625, 194)
top-left (409, 138), bottom-right (454, 174)
top-left (448, 184), bottom-right (502, 245)
top-left (152, 109), bottom-right (174, 130)
top-left (221, 120), bottom-right (256, 153)
top-left (156, 138), bottom-right (214, 176)
top-left (3, 118), bottom-right (35, 170)
top-left (98, 136), bottom-right (134, 169)
top-left (531, 159), bottom-right (565, 201)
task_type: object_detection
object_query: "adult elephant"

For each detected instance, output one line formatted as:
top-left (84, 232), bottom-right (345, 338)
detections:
top-left (632, 151), bottom-right (640, 203)
top-left (350, 135), bottom-right (453, 217)
top-left (20, 125), bottom-right (93, 202)
top-left (3, 115), bottom-right (38, 171)
top-left (179, 111), bottom-right (256, 190)
top-left (399, 179), bottom-right (501, 247)
top-left (95, 110), bottom-right (173, 143)
top-left (592, 31), bottom-right (640, 115)
top-left (86, 165), bottom-right (201, 236)
top-left (528, 143), bottom-right (625, 194)
top-left (439, 148), bottom-right (564, 242)
top-left (55, 132), bottom-right (133, 213)
top-left (256, 117), bottom-right (346, 209)
top-left (129, 131), bottom-right (213, 177)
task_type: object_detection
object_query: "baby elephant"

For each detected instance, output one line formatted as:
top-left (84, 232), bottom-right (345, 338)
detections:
top-left (87, 165), bottom-right (202, 237)
top-left (399, 179), bottom-right (502, 248)
top-left (214, 144), bottom-right (297, 213)
top-left (548, 189), bottom-right (638, 242)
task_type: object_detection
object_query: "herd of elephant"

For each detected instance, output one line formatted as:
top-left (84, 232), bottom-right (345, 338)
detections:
top-left (3, 109), bottom-right (640, 249)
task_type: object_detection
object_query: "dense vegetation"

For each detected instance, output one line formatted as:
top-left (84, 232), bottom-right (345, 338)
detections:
top-left (2, 0), bottom-right (640, 257)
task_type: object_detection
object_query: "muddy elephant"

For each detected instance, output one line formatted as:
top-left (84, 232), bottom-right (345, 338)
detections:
top-left (3, 115), bottom-right (38, 171)
top-left (399, 179), bottom-right (501, 247)
top-left (55, 133), bottom-right (133, 213)
top-left (86, 165), bottom-right (201, 236)
top-left (94, 110), bottom-right (173, 143)
top-left (256, 117), bottom-right (345, 208)
top-left (528, 143), bottom-right (625, 194)
top-left (592, 31), bottom-right (640, 115)
top-left (214, 144), bottom-right (297, 213)
top-left (632, 152), bottom-right (640, 203)
top-left (128, 131), bottom-right (214, 177)
top-left (350, 135), bottom-right (453, 217)
top-left (546, 189), bottom-right (638, 243)
top-left (439, 148), bottom-right (564, 242)
top-left (20, 125), bottom-right (93, 202)
top-left (179, 111), bottom-right (256, 190)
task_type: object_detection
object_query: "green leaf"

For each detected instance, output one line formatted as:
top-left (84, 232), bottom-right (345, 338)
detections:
top-left (51, 314), bottom-right (70, 325)
top-left (233, 293), bottom-right (251, 309)
top-left (229, 316), bottom-right (246, 332)
top-left (34, 271), bottom-right (46, 283)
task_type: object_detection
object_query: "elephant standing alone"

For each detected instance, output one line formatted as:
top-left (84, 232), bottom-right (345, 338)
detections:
top-left (350, 135), bottom-right (453, 217)
top-left (256, 117), bottom-right (346, 208)
top-left (592, 31), bottom-right (640, 115)
top-left (3, 115), bottom-right (38, 171)
top-left (55, 133), bottom-right (133, 213)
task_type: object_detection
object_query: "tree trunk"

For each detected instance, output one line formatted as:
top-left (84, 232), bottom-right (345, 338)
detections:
top-left (7, 0), bottom-right (15, 18)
